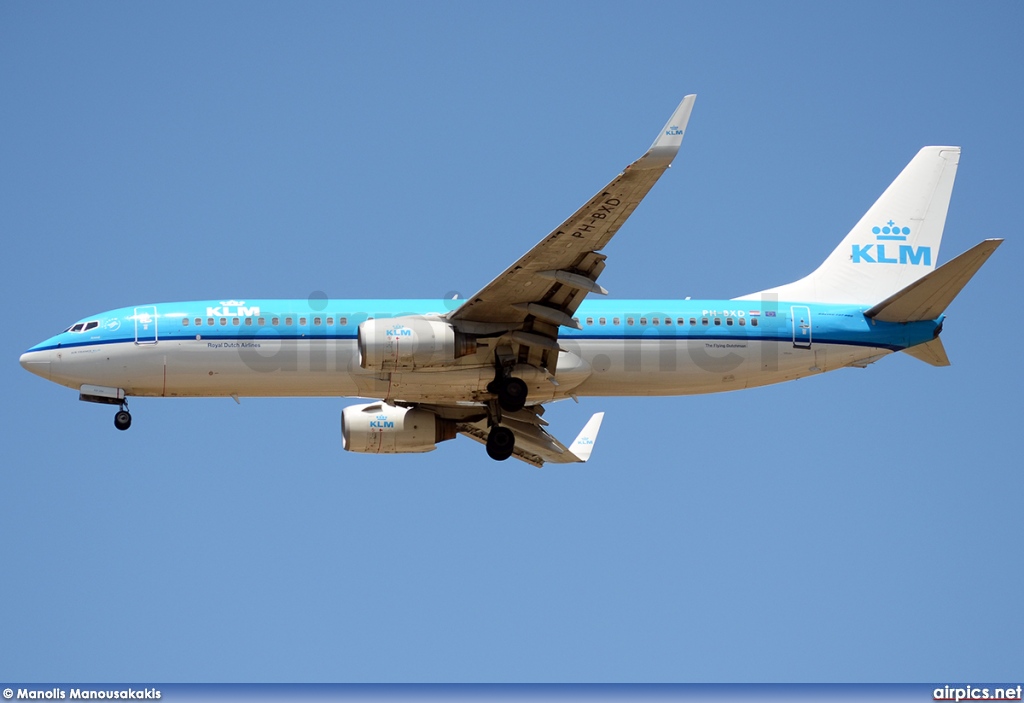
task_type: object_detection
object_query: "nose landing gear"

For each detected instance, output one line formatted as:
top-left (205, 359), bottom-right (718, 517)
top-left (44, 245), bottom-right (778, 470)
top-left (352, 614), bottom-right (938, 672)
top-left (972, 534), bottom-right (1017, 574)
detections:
top-left (114, 402), bottom-right (132, 431)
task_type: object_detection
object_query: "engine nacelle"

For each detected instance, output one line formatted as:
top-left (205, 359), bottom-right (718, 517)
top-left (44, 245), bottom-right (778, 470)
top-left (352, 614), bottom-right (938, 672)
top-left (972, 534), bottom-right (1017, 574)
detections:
top-left (341, 402), bottom-right (457, 454)
top-left (357, 315), bottom-right (476, 370)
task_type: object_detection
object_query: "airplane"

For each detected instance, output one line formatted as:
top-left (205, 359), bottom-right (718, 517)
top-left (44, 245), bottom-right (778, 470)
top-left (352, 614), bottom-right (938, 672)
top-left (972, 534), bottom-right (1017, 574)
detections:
top-left (19, 95), bottom-right (1002, 467)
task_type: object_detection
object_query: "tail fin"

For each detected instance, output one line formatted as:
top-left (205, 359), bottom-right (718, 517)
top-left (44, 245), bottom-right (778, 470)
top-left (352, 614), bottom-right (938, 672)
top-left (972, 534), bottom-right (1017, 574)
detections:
top-left (736, 146), bottom-right (961, 306)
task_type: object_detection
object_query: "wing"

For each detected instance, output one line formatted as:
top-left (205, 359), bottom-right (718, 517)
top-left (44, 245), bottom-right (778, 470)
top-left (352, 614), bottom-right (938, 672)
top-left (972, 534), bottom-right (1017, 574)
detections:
top-left (458, 409), bottom-right (606, 468)
top-left (448, 94), bottom-right (696, 372)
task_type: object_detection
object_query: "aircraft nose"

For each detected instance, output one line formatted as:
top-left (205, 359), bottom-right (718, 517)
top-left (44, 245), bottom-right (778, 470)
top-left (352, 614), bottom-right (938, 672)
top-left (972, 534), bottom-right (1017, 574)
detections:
top-left (20, 350), bottom-right (51, 379)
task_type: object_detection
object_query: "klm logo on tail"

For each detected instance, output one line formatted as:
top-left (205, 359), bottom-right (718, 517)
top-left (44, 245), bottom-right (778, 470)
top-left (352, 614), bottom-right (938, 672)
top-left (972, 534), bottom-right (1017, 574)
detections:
top-left (852, 220), bottom-right (931, 266)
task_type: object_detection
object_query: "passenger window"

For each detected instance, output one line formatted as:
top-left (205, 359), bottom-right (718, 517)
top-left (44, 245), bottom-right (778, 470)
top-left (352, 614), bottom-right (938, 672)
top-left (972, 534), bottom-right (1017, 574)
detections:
top-left (257, 317), bottom-right (265, 326)
top-left (652, 318), bottom-right (659, 326)
top-left (195, 318), bottom-right (202, 326)
top-left (285, 317), bottom-right (293, 326)
top-left (339, 317), bottom-right (348, 326)
top-left (245, 318), bottom-right (253, 326)
top-left (726, 317), bottom-right (733, 326)
top-left (314, 317), bottom-right (322, 326)
top-left (751, 318), bottom-right (759, 327)
top-left (690, 318), bottom-right (697, 326)
top-left (586, 317), bottom-right (593, 326)
top-left (739, 318), bottom-right (746, 326)
top-left (299, 317), bottom-right (307, 326)
top-left (701, 318), bottom-right (708, 326)
top-left (613, 317), bottom-right (620, 326)
top-left (272, 317), bottom-right (280, 326)
top-left (182, 318), bottom-right (189, 326)
top-left (599, 317), bottom-right (606, 326)
top-left (232, 318), bottom-right (239, 326)
top-left (665, 318), bottom-right (672, 325)
top-left (714, 318), bottom-right (721, 326)
top-left (640, 317), bottom-right (647, 325)
top-left (326, 317), bottom-right (333, 325)
top-left (220, 318), bottom-right (227, 326)
top-left (678, 318), bottom-right (686, 326)
top-left (627, 317), bottom-right (634, 326)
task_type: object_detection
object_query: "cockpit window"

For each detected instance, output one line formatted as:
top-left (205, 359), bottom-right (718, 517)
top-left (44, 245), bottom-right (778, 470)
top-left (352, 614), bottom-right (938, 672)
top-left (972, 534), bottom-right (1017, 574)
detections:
top-left (69, 323), bottom-right (85, 332)
top-left (67, 321), bottom-right (99, 333)
top-left (84, 321), bottom-right (99, 332)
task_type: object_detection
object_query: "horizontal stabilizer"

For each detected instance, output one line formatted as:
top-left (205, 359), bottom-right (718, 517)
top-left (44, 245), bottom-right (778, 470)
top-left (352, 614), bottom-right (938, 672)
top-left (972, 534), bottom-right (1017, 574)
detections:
top-left (902, 337), bottom-right (951, 367)
top-left (866, 239), bottom-right (1003, 322)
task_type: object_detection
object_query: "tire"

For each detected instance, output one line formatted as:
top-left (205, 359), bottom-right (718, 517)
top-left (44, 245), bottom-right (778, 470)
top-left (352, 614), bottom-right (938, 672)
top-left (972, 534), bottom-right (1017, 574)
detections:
top-left (485, 426), bottom-right (515, 461)
top-left (114, 411), bottom-right (132, 431)
top-left (497, 377), bottom-right (528, 413)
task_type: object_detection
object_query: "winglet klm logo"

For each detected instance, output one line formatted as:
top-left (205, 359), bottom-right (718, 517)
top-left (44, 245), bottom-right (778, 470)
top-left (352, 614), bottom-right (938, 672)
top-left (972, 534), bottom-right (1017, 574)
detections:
top-left (852, 220), bottom-right (931, 266)
top-left (665, 125), bottom-right (685, 136)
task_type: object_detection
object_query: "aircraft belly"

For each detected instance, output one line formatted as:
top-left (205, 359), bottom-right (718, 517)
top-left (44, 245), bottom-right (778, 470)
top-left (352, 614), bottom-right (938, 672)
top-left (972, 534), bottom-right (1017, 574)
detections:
top-left (104, 339), bottom-right (361, 398)
top-left (571, 340), bottom-right (892, 396)
top-left (49, 337), bottom-right (898, 401)
top-left (52, 342), bottom-right (164, 394)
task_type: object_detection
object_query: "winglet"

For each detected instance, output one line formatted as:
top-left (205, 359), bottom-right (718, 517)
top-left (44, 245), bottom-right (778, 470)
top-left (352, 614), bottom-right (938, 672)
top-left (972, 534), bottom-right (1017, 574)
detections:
top-left (633, 94), bottom-right (697, 170)
top-left (569, 412), bottom-right (605, 462)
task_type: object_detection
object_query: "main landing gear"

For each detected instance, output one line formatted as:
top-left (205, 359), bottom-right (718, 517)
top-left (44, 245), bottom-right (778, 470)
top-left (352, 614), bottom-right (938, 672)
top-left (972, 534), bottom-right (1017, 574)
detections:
top-left (114, 402), bottom-right (132, 431)
top-left (487, 351), bottom-right (528, 413)
top-left (494, 376), bottom-right (527, 413)
top-left (486, 426), bottom-right (515, 461)
top-left (484, 352), bottom-right (529, 461)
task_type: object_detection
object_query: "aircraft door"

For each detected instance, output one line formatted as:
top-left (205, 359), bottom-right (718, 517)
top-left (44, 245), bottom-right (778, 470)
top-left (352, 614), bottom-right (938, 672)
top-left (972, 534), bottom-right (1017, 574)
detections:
top-left (134, 306), bottom-right (159, 345)
top-left (791, 305), bottom-right (811, 349)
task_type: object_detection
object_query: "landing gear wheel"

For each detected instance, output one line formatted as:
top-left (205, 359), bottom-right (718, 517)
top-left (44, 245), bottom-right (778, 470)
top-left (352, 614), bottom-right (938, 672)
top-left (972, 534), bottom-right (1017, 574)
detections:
top-left (486, 426), bottom-right (515, 461)
top-left (497, 377), bottom-right (528, 413)
top-left (114, 410), bottom-right (132, 431)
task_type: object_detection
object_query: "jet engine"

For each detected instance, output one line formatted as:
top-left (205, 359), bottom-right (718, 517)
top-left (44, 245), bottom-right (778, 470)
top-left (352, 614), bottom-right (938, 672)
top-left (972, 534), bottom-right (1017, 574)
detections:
top-left (341, 402), bottom-right (457, 454)
top-left (357, 315), bottom-right (476, 370)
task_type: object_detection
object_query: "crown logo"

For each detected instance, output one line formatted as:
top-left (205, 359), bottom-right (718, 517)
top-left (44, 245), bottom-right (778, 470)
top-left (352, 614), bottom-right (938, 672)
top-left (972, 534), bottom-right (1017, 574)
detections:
top-left (872, 220), bottom-right (910, 241)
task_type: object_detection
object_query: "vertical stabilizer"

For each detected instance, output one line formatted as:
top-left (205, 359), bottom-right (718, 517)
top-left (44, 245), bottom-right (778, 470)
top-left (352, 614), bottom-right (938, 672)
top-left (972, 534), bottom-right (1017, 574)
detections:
top-left (736, 146), bottom-right (961, 306)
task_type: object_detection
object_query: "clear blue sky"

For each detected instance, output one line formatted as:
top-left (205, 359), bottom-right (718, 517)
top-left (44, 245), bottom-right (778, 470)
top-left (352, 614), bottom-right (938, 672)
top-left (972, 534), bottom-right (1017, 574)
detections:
top-left (2, 1), bottom-right (1021, 683)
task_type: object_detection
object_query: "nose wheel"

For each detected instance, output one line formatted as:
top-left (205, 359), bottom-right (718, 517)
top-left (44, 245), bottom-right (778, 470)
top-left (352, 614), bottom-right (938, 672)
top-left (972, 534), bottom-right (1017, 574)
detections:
top-left (114, 404), bottom-right (132, 431)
